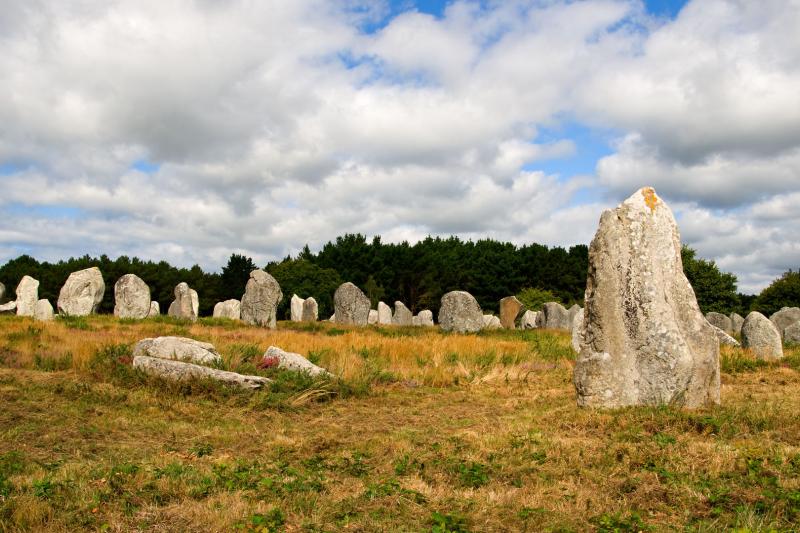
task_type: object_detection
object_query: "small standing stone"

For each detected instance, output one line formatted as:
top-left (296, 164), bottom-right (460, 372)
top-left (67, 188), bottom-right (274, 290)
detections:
top-left (333, 282), bottom-right (370, 326)
top-left (785, 322), bottom-right (800, 345)
top-left (571, 308), bottom-right (585, 353)
top-left (114, 274), bottom-right (151, 319)
top-left (368, 310), bottom-right (378, 324)
top-left (482, 314), bottom-right (501, 330)
top-left (499, 296), bottom-right (526, 329)
top-left (742, 311), bottom-right (783, 360)
top-left (769, 307), bottom-right (800, 338)
top-left (0, 281), bottom-right (4, 302)
top-left (730, 313), bottom-right (744, 335)
top-left (377, 301), bottom-right (392, 325)
top-left (34, 299), bottom-right (54, 322)
top-left (518, 310), bottom-right (539, 330)
top-left (190, 289), bottom-right (199, 317)
top-left (290, 294), bottom-right (305, 322)
top-left (417, 310), bottom-right (434, 327)
top-left (149, 301), bottom-right (160, 317)
top-left (168, 282), bottom-right (197, 321)
top-left (57, 267), bottom-right (105, 316)
top-left (438, 291), bottom-right (483, 333)
top-left (240, 270), bottom-right (283, 328)
top-left (706, 312), bottom-right (733, 334)
top-left (392, 301), bottom-right (413, 326)
top-left (15, 276), bottom-right (39, 317)
top-left (213, 300), bottom-right (241, 320)
top-left (538, 302), bottom-right (570, 330)
top-left (301, 297), bottom-right (318, 322)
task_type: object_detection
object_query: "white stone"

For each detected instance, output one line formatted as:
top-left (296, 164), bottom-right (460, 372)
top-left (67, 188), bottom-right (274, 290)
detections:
top-left (240, 270), bottom-right (282, 328)
top-left (482, 314), bottom-right (501, 330)
top-left (16, 275), bottom-right (40, 317)
top-left (213, 299), bottom-right (241, 320)
top-left (34, 299), bottom-right (54, 322)
top-left (301, 297), bottom-right (318, 322)
top-left (290, 294), bottom-right (305, 322)
top-left (518, 310), bottom-right (539, 330)
top-left (438, 291), bottom-right (483, 333)
top-left (190, 289), bottom-right (199, 317)
top-left (538, 302), bottom-right (570, 330)
top-left (133, 356), bottom-right (270, 390)
top-left (133, 336), bottom-right (222, 365)
top-left (376, 301), bottom-right (392, 325)
top-left (0, 301), bottom-right (16, 314)
top-left (262, 346), bottom-right (333, 377)
top-left (742, 311), bottom-right (783, 360)
top-left (57, 267), bottom-right (105, 316)
top-left (148, 301), bottom-right (160, 317)
top-left (333, 282), bottom-right (370, 326)
top-left (705, 312), bottom-right (733, 334)
top-left (711, 324), bottom-right (740, 347)
top-left (769, 307), bottom-right (800, 338)
top-left (168, 282), bottom-right (197, 321)
top-left (114, 274), bottom-right (151, 319)
top-left (368, 309), bottom-right (378, 324)
top-left (417, 310), bottom-right (434, 327)
top-left (571, 308), bottom-right (585, 353)
top-left (392, 301), bottom-right (413, 326)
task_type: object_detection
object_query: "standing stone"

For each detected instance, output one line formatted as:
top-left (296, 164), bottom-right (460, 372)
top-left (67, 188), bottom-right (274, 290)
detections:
top-left (240, 270), bottom-right (283, 328)
top-left (538, 302), bottom-right (571, 330)
top-left (34, 299), bottom-right (54, 322)
top-left (57, 267), bottom-right (105, 316)
top-left (149, 301), bottom-right (160, 317)
top-left (15, 276), bottom-right (39, 317)
top-left (168, 282), bottom-right (197, 321)
top-left (368, 309), bottom-right (378, 325)
top-left (377, 301), bottom-right (392, 325)
top-left (769, 307), bottom-right (800, 338)
top-left (438, 291), bottom-right (483, 333)
top-left (518, 310), bottom-right (539, 330)
top-left (114, 274), bottom-right (151, 319)
top-left (499, 296), bottom-right (526, 329)
top-left (392, 301), bottom-right (413, 326)
top-left (290, 294), bottom-right (305, 322)
top-left (190, 289), bottom-right (199, 317)
top-left (705, 312), bottom-right (733, 334)
top-left (213, 299), bottom-right (241, 320)
top-left (417, 310), bottom-right (434, 327)
top-left (730, 313), bottom-right (744, 335)
top-left (567, 304), bottom-right (581, 325)
top-left (785, 322), bottom-right (800, 345)
top-left (301, 297), bottom-right (318, 322)
top-left (741, 311), bottom-right (783, 360)
top-left (482, 315), bottom-right (501, 330)
top-left (573, 187), bottom-right (720, 408)
top-left (333, 282), bottom-right (370, 326)
top-left (571, 308), bottom-right (585, 353)
top-left (412, 316), bottom-right (420, 326)
top-left (0, 281), bottom-right (4, 302)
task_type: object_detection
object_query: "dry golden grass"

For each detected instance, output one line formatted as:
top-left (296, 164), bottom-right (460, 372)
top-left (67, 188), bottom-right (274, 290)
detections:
top-left (1, 314), bottom-right (800, 532)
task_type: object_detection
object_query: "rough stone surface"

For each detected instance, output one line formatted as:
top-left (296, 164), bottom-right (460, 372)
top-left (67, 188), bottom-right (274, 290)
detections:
top-left (333, 282), bottom-right (370, 326)
top-left (730, 313), bottom-right (744, 335)
top-left (568, 304), bottom-right (581, 325)
top-left (0, 281), bottom-right (4, 302)
top-left (742, 312), bottom-right (783, 360)
top-left (518, 310), bottom-right (539, 330)
top-left (0, 301), bottom-right (16, 314)
top-left (133, 356), bottom-right (270, 390)
top-left (133, 336), bottom-right (222, 365)
top-left (711, 324), bottom-right (740, 347)
top-left (769, 307), bottom-right (800, 338)
top-left (417, 310), bottom-right (434, 327)
top-left (262, 346), bottom-right (332, 377)
top-left (34, 299), bottom-right (54, 322)
top-left (241, 270), bottom-right (283, 328)
top-left (149, 301), bottom-right (160, 317)
top-left (301, 297), bottom-right (318, 322)
top-left (190, 289), bottom-right (199, 317)
top-left (706, 312), bottom-right (733, 334)
top-left (482, 314), bottom-right (501, 330)
top-left (499, 296), bottom-right (526, 329)
top-left (392, 301), bottom-right (413, 326)
top-left (213, 299), bottom-right (241, 320)
top-left (785, 322), bottom-right (800, 345)
top-left (538, 302), bottom-right (571, 330)
top-left (377, 301), bottom-right (392, 325)
top-left (571, 308), bottom-right (585, 353)
top-left (438, 291), bottom-right (483, 333)
top-left (168, 282), bottom-right (197, 321)
top-left (114, 274), bottom-right (151, 319)
top-left (412, 316), bottom-right (420, 326)
top-left (57, 267), bottom-right (105, 316)
top-left (15, 276), bottom-right (39, 317)
top-left (290, 294), bottom-right (304, 322)
top-left (368, 309), bottom-right (378, 324)
top-left (573, 187), bottom-right (720, 408)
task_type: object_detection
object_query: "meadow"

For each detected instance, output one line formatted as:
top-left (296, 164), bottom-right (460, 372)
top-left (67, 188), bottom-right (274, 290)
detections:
top-left (0, 314), bottom-right (799, 532)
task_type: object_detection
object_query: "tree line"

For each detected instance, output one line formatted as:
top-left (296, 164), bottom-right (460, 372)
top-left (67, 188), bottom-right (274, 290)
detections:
top-left (0, 234), bottom-right (796, 319)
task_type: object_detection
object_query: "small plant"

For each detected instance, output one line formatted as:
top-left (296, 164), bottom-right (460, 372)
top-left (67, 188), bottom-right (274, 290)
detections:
top-left (190, 442), bottom-right (213, 457)
top-left (236, 508), bottom-right (285, 532)
top-left (430, 511), bottom-right (470, 533)
top-left (457, 461), bottom-right (489, 488)
top-left (33, 352), bottom-right (73, 371)
top-left (591, 511), bottom-right (650, 532)
top-left (57, 315), bottom-right (91, 330)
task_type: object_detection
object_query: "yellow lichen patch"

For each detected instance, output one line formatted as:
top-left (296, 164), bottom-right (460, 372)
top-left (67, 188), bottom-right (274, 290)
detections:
top-left (641, 186), bottom-right (659, 212)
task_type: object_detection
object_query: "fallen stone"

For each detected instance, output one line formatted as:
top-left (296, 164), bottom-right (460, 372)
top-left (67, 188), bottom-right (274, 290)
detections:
top-left (538, 302), bottom-right (570, 330)
top-left (769, 307), bottom-right (800, 338)
top-left (438, 291), bottom-right (483, 333)
top-left (0, 301), bottom-right (16, 314)
top-left (168, 282), bottom-right (197, 321)
top-left (742, 311), bottom-right (783, 360)
top-left (213, 299), bottom-right (241, 320)
top-left (133, 336), bottom-right (222, 365)
top-left (482, 314), bottom-right (501, 330)
top-left (241, 270), bottom-right (282, 328)
top-left (114, 274), bottom-right (151, 319)
top-left (711, 324), bottom-right (740, 347)
top-left (133, 356), bottom-right (270, 390)
top-left (417, 310), bottom-right (434, 327)
top-left (499, 296), bottom-right (526, 329)
top-left (377, 301), bottom-right (392, 325)
top-left (333, 282), bottom-right (370, 326)
top-left (573, 187), bottom-right (720, 408)
top-left (392, 301), bottom-right (413, 326)
top-left (301, 297), bottom-right (318, 322)
top-left (706, 312), bottom-right (733, 334)
top-left (34, 299), bottom-right (54, 322)
top-left (571, 308), bottom-right (585, 353)
top-left (290, 294), bottom-right (304, 322)
top-left (262, 346), bottom-right (333, 377)
top-left (16, 275), bottom-right (39, 317)
top-left (58, 267), bottom-right (105, 316)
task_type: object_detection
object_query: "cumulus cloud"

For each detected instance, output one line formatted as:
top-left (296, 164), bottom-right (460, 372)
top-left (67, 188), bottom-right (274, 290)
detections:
top-left (0, 0), bottom-right (798, 293)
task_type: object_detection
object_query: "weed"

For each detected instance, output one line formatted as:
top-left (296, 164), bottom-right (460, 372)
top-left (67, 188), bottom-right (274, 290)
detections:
top-left (190, 443), bottom-right (214, 457)
top-left (33, 352), bottom-right (73, 371)
top-left (236, 508), bottom-right (285, 532)
top-left (591, 511), bottom-right (650, 532)
top-left (457, 461), bottom-right (489, 488)
top-left (57, 315), bottom-right (92, 330)
top-left (430, 511), bottom-right (470, 533)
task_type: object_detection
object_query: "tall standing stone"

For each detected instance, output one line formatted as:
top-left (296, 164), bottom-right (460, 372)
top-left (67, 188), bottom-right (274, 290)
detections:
top-left (499, 296), bottom-right (526, 329)
top-left (114, 274), bottom-right (151, 319)
top-left (392, 301), bottom-right (413, 326)
top-left (290, 294), bottom-right (305, 322)
top-left (741, 311), bottom-right (783, 360)
top-left (573, 187), bottom-right (720, 408)
top-left (34, 299), bottom-right (54, 322)
top-left (57, 267), bottom-right (105, 316)
top-left (538, 302), bottom-right (571, 330)
top-left (240, 270), bottom-right (282, 328)
top-left (438, 291), bottom-right (483, 333)
top-left (213, 300), bottom-right (241, 320)
top-left (15, 276), bottom-right (39, 317)
top-left (168, 282), bottom-right (197, 321)
top-left (705, 312), bottom-right (733, 334)
top-left (377, 301), bottom-right (392, 325)
top-left (301, 297), bottom-right (318, 322)
top-left (769, 307), bottom-right (800, 338)
top-left (730, 313), bottom-right (744, 336)
top-left (333, 282), bottom-right (370, 326)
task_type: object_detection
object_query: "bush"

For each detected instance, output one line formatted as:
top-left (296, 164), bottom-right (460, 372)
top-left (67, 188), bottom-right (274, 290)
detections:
top-left (516, 287), bottom-right (560, 311)
top-left (753, 270), bottom-right (800, 316)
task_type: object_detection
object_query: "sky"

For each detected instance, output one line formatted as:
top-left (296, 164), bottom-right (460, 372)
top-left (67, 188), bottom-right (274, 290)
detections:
top-left (0, 0), bottom-right (798, 294)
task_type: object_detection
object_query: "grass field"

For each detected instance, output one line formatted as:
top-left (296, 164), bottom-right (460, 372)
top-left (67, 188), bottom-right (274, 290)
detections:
top-left (1, 314), bottom-right (799, 532)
